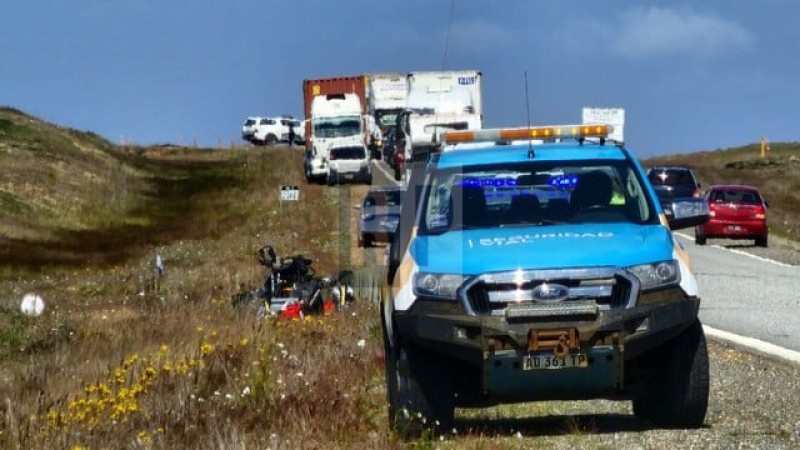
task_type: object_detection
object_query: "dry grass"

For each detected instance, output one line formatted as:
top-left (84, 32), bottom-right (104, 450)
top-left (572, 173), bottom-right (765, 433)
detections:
top-left (0, 109), bottom-right (398, 448)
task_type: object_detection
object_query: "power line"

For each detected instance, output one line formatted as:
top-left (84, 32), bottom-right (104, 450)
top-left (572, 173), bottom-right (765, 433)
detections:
top-left (441, 0), bottom-right (456, 70)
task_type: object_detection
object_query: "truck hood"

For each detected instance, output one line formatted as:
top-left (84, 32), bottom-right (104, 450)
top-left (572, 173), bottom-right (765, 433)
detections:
top-left (410, 223), bottom-right (674, 274)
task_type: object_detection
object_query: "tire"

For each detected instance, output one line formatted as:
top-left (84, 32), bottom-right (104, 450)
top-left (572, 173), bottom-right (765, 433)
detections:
top-left (265, 134), bottom-right (278, 146)
top-left (365, 174), bottom-right (373, 185)
top-left (393, 165), bottom-right (402, 181)
top-left (326, 173), bottom-right (336, 186)
top-left (755, 236), bottom-right (768, 247)
top-left (632, 319), bottom-right (709, 428)
top-left (693, 226), bottom-right (706, 245)
top-left (362, 234), bottom-right (373, 248)
top-left (304, 164), bottom-right (312, 183)
top-left (386, 338), bottom-right (455, 438)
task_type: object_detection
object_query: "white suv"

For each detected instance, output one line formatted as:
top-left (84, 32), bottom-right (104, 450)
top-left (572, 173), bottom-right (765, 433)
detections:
top-left (241, 116), bottom-right (303, 146)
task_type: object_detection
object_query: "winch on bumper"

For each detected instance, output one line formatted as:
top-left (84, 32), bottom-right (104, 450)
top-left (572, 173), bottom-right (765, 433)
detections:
top-left (393, 267), bottom-right (700, 404)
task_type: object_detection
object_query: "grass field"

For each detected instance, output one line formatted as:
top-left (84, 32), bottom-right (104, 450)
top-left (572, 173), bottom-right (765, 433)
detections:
top-left (1, 107), bottom-right (798, 448)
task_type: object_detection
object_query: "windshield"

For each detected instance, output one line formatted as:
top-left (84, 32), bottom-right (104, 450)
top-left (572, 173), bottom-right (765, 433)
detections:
top-left (330, 146), bottom-right (366, 160)
top-left (419, 160), bottom-right (657, 234)
top-left (647, 169), bottom-right (696, 187)
top-left (313, 116), bottom-right (361, 138)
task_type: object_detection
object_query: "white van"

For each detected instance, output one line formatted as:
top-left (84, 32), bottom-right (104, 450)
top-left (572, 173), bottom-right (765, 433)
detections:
top-left (326, 144), bottom-right (372, 185)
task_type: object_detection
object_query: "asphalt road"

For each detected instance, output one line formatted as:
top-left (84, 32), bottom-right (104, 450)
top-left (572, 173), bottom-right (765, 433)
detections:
top-left (676, 232), bottom-right (800, 353)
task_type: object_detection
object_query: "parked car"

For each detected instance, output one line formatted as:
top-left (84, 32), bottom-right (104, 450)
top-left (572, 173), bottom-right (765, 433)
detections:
top-left (241, 115), bottom-right (300, 146)
top-left (646, 165), bottom-right (702, 218)
top-left (326, 144), bottom-right (372, 185)
top-left (695, 185), bottom-right (768, 247)
top-left (357, 185), bottom-right (404, 247)
top-left (383, 124), bottom-right (711, 435)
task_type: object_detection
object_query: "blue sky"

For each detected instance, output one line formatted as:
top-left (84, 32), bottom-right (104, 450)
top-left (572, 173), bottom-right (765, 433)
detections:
top-left (2, 1), bottom-right (798, 157)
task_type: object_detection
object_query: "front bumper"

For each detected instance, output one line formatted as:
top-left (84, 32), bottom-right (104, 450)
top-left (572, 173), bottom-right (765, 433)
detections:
top-left (329, 165), bottom-right (370, 182)
top-left (393, 292), bottom-right (699, 403)
top-left (700, 219), bottom-right (767, 239)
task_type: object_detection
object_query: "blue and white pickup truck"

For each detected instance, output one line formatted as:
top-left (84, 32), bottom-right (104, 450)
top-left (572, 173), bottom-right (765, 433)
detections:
top-left (382, 124), bottom-right (711, 436)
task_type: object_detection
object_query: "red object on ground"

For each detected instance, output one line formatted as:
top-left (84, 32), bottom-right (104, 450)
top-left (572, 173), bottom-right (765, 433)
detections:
top-left (279, 302), bottom-right (304, 320)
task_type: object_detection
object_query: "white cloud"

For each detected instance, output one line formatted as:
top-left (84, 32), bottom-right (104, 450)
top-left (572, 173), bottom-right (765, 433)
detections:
top-left (611, 7), bottom-right (754, 58)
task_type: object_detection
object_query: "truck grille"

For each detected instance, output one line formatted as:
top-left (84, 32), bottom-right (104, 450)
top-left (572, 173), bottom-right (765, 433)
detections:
top-left (462, 268), bottom-right (638, 317)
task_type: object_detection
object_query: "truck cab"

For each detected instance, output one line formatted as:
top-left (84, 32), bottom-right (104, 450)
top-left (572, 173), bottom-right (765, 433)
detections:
top-left (393, 71), bottom-right (483, 181)
top-left (304, 93), bottom-right (366, 182)
top-left (382, 124), bottom-right (711, 436)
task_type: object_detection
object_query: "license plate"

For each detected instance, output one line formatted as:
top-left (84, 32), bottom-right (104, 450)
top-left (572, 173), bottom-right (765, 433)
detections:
top-left (522, 352), bottom-right (588, 370)
top-left (344, 173), bottom-right (354, 179)
top-left (728, 225), bottom-right (741, 231)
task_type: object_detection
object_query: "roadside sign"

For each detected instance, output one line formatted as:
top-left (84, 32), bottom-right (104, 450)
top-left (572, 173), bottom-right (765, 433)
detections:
top-left (582, 107), bottom-right (625, 143)
top-left (280, 185), bottom-right (300, 202)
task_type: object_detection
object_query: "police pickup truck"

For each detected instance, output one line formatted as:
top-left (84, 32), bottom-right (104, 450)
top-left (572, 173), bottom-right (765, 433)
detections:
top-left (382, 124), bottom-right (711, 436)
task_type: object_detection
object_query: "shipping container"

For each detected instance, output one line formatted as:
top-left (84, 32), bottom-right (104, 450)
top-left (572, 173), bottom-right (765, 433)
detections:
top-left (302, 76), bottom-right (368, 144)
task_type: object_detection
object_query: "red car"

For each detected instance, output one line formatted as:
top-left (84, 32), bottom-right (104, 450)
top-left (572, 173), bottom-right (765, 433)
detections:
top-left (695, 185), bottom-right (768, 247)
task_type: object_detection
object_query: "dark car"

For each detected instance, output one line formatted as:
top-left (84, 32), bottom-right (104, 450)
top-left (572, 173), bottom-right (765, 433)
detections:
top-left (357, 185), bottom-right (404, 247)
top-left (646, 165), bottom-right (702, 218)
top-left (695, 184), bottom-right (768, 247)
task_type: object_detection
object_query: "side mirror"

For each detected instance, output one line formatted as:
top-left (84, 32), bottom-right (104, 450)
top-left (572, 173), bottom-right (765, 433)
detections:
top-left (667, 198), bottom-right (710, 230)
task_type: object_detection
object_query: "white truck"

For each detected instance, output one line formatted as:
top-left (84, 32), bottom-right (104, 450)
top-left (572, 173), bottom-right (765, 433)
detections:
top-left (303, 93), bottom-right (367, 182)
top-left (394, 70), bottom-right (483, 178)
top-left (367, 73), bottom-right (408, 132)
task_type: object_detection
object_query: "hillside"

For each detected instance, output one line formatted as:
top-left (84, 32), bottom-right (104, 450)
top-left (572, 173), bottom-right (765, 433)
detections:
top-left (0, 107), bottom-right (279, 272)
top-left (642, 142), bottom-right (800, 241)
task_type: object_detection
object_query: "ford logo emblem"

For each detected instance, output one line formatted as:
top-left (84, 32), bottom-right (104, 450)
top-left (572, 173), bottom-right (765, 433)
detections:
top-left (531, 282), bottom-right (570, 303)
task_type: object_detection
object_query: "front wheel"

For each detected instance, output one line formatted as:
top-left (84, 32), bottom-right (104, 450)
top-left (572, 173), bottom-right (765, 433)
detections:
top-left (755, 236), bottom-right (768, 247)
top-left (393, 164), bottom-right (402, 181)
top-left (632, 319), bottom-right (709, 428)
top-left (385, 338), bottom-right (454, 438)
top-left (694, 228), bottom-right (707, 245)
top-left (265, 134), bottom-right (278, 146)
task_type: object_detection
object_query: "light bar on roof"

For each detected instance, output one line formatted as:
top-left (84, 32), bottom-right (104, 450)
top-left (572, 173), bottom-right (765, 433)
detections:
top-left (442, 124), bottom-right (613, 144)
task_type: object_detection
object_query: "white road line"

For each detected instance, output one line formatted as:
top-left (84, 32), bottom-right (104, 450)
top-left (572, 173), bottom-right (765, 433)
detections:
top-left (674, 232), bottom-right (793, 267)
top-left (703, 325), bottom-right (800, 365)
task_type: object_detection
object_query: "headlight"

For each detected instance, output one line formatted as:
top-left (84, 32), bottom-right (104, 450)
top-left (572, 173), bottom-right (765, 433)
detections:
top-left (413, 273), bottom-right (467, 299)
top-left (360, 213), bottom-right (375, 221)
top-left (626, 260), bottom-right (680, 291)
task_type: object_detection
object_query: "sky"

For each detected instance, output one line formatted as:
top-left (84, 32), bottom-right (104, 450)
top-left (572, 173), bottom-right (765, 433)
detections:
top-left (2, 0), bottom-right (799, 157)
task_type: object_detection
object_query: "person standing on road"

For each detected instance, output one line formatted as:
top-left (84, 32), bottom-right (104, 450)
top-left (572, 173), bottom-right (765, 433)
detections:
top-left (288, 124), bottom-right (295, 148)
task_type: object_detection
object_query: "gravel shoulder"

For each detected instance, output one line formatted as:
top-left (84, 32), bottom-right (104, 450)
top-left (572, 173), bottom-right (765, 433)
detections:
top-left (444, 340), bottom-right (800, 449)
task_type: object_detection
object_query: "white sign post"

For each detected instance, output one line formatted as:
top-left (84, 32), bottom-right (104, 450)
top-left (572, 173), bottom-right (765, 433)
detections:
top-left (279, 186), bottom-right (300, 210)
top-left (582, 107), bottom-right (625, 143)
top-left (280, 185), bottom-right (300, 202)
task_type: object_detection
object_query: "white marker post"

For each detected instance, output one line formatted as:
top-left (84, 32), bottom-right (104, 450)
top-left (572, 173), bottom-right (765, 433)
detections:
top-left (279, 185), bottom-right (300, 210)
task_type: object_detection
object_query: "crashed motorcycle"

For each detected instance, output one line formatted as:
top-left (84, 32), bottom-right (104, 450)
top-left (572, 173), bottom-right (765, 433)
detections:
top-left (232, 245), bottom-right (345, 319)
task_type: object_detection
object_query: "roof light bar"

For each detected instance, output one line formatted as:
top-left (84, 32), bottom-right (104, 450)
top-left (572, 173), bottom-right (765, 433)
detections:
top-left (442, 124), bottom-right (613, 144)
